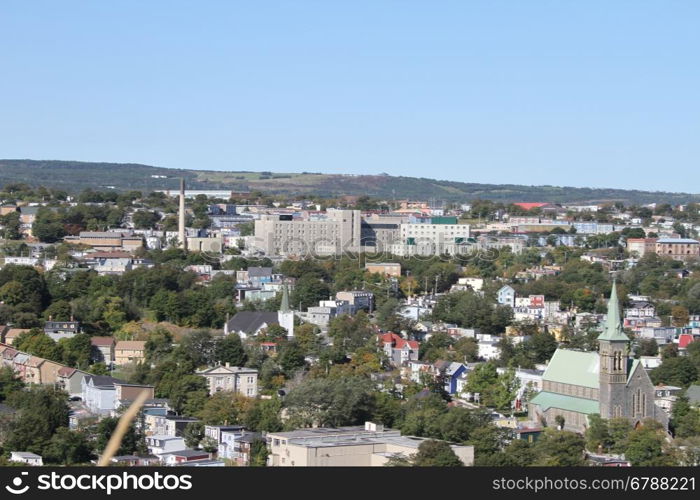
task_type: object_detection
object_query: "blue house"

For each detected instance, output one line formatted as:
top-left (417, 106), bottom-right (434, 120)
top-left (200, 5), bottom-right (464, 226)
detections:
top-left (434, 361), bottom-right (469, 395)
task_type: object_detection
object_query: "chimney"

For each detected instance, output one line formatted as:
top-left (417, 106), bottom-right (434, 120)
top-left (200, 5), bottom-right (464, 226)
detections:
top-left (178, 178), bottom-right (187, 251)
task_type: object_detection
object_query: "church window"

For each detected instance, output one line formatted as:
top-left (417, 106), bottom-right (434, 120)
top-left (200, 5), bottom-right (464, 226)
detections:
top-left (633, 389), bottom-right (643, 415)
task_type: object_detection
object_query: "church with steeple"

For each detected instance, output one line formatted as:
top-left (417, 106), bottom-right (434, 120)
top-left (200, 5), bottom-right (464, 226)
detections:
top-left (528, 281), bottom-right (668, 433)
top-left (277, 282), bottom-right (295, 338)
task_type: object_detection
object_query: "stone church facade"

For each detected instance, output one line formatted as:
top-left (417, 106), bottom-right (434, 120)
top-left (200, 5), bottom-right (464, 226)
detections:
top-left (529, 282), bottom-right (669, 433)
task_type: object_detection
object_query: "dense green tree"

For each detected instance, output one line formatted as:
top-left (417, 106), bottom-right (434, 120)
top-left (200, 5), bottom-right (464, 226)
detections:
top-left (0, 211), bottom-right (21, 239)
top-left (94, 417), bottom-right (142, 456)
top-left (284, 376), bottom-right (376, 427)
top-left (454, 337), bottom-right (479, 363)
top-left (165, 374), bottom-right (209, 415)
top-left (132, 210), bottom-right (162, 229)
top-left (214, 333), bottom-right (248, 366)
top-left (635, 338), bottom-right (659, 357)
top-left (145, 327), bottom-right (174, 364)
top-left (249, 438), bottom-right (269, 466)
top-left (650, 357), bottom-right (698, 388)
top-left (469, 425), bottom-right (510, 465)
top-left (5, 386), bottom-right (70, 453)
top-left (327, 312), bottom-right (375, 352)
top-left (400, 392), bottom-right (449, 437)
top-left (532, 429), bottom-right (586, 466)
top-left (244, 397), bottom-right (284, 433)
top-left (585, 414), bottom-right (612, 452)
top-left (671, 395), bottom-right (700, 438)
top-left (43, 299), bottom-right (73, 321)
top-left (294, 323), bottom-right (321, 354)
top-left (0, 366), bottom-right (24, 401)
top-left (277, 340), bottom-right (306, 376)
top-left (431, 291), bottom-right (513, 334)
top-left (197, 392), bottom-right (251, 426)
top-left (59, 334), bottom-right (93, 369)
top-left (608, 417), bottom-right (633, 454)
top-left (625, 419), bottom-right (676, 466)
top-left (32, 207), bottom-right (67, 242)
top-left (465, 362), bottom-right (519, 410)
top-left (183, 421), bottom-right (205, 448)
top-left (291, 275), bottom-right (331, 310)
top-left (44, 428), bottom-right (94, 465)
top-left (412, 439), bottom-right (463, 466)
top-left (178, 330), bottom-right (216, 368)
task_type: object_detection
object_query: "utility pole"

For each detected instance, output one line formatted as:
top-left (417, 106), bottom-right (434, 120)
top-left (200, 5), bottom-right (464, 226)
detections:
top-left (434, 275), bottom-right (439, 296)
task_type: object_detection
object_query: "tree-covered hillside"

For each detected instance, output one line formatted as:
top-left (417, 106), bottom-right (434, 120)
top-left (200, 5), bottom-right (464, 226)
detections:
top-left (1, 159), bottom-right (698, 204)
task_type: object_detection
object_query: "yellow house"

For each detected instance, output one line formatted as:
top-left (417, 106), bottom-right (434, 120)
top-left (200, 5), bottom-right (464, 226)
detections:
top-left (114, 340), bottom-right (146, 366)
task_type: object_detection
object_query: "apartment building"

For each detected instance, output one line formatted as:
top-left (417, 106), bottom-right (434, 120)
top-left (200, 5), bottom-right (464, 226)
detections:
top-left (655, 238), bottom-right (699, 261)
top-left (390, 221), bottom-right (470, 256)
top-left (64, 231), bottom-right (144, 252)
top-left (626, 238), bottom-right (657, 258)
top-left (266, 422), bottom-right (474, 466)
top-left (360, 214), bottom-right (405, 252)
top-left (254, 209), bottom-right (361, 256)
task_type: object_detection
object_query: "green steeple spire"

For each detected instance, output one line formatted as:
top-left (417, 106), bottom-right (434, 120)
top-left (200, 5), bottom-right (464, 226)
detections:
top-left (280, 282), bottom-right (290, 312)
top-left (597, 280), bottom-right (629, 342)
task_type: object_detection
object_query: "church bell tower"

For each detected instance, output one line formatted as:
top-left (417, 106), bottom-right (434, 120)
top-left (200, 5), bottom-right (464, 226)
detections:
top-left (597, 281), bottom-right (630, 419)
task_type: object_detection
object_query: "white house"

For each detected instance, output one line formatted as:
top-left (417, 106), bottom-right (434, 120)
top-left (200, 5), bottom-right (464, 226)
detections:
top-left (497, 285), bottom-right (516, 307)
top-left (478, 340), bottom-right (500, 360)
top-left (10, 451), bottom-right (43, 466)
top-left (146, 435), bottom-right (187, 457)
top-left (81, 375), bottom-right (122, 414)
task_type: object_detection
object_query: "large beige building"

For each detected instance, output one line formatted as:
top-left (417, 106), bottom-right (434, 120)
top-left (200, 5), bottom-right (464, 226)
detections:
top-left (114, 340), bottom-right (146, 366)
top-left (391, 222), bottom-right (471, 256)
top-left (655, 238), bottom-right (699, 262)
top-left (196, 364), bottom-right (258, 397)
top-left (266, 423), bottom-right (474, 466)
top-left (65, 231), bottom-right (143, 252)
top-left (254, 209), bottom-right (361, 257)
top-left (626, 237), bottom-right (657, 257)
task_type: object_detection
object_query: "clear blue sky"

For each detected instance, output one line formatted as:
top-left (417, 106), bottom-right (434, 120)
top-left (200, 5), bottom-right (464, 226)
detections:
top-left (1, 1), bottom-right (698, 192)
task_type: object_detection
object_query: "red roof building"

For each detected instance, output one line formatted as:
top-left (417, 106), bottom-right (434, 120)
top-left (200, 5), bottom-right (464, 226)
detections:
top-left (513, 202), bottom-right (550, 211)
top-left (678, 333), bottom-right (695, 349)
top-left (378, 333), bottom-right (419, 366)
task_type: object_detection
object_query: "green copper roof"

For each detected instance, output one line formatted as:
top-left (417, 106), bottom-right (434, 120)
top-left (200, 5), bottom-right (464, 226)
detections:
top-left (542, 349), bottom-right (599, 389)
top-left (627, 359), bottom-right (641, 384)
top-left (529, 391), bottom-right (600, 415)
top-left (597, 281), bottom-right (630, 342)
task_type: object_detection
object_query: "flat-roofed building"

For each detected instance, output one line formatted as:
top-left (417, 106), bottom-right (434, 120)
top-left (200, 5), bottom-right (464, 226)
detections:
top-left (65, 231), bottom-right (143, 252)
top-left (266, 422), bottom-right (474, 466)
top-left (254, 209), bottom-right (361, 257)
top-left (364, 262), bottom-right (401, 277)
top-left (626, 238), bottom-right (657, 258)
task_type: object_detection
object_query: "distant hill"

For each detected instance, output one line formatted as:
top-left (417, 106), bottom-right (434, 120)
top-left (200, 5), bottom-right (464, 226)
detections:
top-left (1, 159), bottom-right (698, 205)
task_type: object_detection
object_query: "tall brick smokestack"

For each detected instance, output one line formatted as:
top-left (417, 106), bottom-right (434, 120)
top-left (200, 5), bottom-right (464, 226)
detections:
top-left (179, 177), bottom-right (187, 250)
